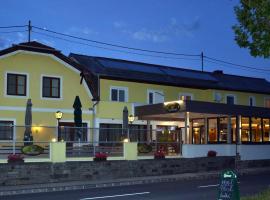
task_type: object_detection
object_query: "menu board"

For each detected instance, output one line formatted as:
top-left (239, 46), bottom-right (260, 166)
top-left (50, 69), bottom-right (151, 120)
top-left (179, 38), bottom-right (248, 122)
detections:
top-left (217, 170), bottom-right (239, 200)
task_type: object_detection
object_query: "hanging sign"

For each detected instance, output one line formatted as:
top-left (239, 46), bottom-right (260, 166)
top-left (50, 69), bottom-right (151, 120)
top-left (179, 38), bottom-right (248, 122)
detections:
top-left (164, 102), bottom-right (181, 113)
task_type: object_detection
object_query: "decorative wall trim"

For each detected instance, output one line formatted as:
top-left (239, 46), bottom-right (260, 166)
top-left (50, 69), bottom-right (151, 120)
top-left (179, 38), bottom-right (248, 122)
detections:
top-left (0, 106), bottom-right (93, 114)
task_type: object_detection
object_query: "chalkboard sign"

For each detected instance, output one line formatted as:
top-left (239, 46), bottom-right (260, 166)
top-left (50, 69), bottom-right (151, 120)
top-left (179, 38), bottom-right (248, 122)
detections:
top-left (217, 170), bottom-right (239, 200)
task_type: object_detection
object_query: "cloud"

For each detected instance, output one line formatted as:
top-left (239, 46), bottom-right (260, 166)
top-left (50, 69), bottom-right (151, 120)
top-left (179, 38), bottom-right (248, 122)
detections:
top-left (66, 26), bottom-right (99, 36)
top-left (113, 21), bottom-right (126, 28)
top-left (131, 29), bottom-right (168, 42)
top-left (0, 32), bottom-right (28, 50)
top-left (114, 17), bottom-right (201, 43)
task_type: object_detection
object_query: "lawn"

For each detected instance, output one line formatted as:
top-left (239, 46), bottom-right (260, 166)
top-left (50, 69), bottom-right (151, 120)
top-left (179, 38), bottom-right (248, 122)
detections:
top-left (241, 189), bottom-right (270, 200)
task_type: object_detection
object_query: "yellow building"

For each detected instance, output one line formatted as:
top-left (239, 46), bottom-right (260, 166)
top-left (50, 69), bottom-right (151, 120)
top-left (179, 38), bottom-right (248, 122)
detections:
top-left (1, 41), bottom-right (270, 149)
top-left (0, 42), bottom-right (95, 143)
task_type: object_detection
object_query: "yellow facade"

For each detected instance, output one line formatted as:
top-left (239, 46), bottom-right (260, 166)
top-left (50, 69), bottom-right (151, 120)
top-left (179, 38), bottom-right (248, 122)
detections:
top-left (0, 51), bottom-right (93, 141)
top-left (97, 78), bottom-right (269, 119)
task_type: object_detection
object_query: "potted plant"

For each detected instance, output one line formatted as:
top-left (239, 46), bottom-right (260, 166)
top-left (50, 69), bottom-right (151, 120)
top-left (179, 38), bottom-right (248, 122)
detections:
top-left (207, 150), bottom-right (217, 157)
top-left (94, 152), bottom-right (107, 161)
top-left (154, 150), bottom-right (165, 159)
top-left (7, 154), bottom-right (25, 164)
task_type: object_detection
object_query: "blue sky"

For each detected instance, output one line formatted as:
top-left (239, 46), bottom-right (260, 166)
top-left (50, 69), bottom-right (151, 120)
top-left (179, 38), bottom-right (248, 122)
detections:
top-left (0, 0), bottom-right (269, 80)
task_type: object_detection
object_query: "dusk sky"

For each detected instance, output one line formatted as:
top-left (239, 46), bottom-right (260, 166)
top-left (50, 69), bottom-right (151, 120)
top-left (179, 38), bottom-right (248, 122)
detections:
top-left (0, 0), bottom-right (269, 80)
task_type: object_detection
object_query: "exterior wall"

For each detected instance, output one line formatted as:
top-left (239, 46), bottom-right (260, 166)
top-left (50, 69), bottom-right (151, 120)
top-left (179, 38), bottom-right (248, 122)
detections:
top-left (0, 51), bottom-right (93, 141)
top-left (182, 144), bottom-right (270, 161)
top-left (98, 79), bottom-right (268, 118)
top-left (182, 144), bottom-right (236, 158)
top-left (238, 145), bottom-right (270, 160)
top-left (0, 157), bottom-right (234, 186)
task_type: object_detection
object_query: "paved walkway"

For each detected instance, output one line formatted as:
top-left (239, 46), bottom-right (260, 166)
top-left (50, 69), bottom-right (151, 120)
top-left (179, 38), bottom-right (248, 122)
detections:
top-left (0, 167), bottom-right (269, 196)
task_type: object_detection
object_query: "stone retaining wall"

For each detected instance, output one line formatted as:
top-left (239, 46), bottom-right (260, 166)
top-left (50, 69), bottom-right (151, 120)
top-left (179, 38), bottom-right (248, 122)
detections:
top-left (0, 157), bottom-right (235, 186)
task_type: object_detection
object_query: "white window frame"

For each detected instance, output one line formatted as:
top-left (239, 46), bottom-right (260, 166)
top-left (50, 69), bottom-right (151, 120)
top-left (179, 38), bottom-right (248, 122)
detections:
top-left (4, 71), bottom-right (29, 98)
top-left (147, 89), bottom-right (164, 104)
top-left (248, 96), bottom-right (256, 106)
top-left (264, 97), bottom-right (270, 108)
top-left (110, 86), bottom-right (128, 102)
top-left (40, 74), bottom-right (63, 100)
top-left (225, 94), bottom-right (237, 104)
top-left (179, 92), bottom-right (194, 100)
top-left (0, 118), bottom-right (16, 142)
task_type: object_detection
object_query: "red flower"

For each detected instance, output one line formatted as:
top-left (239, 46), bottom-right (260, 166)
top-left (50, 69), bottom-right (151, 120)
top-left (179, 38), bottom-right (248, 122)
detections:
top-left (95, 152), bottom-right (108, 159)
top-left (207, 150), bottom-right (217, 157)
top-left (154, 150), bottom-right (165, 159)
top-left (7, 154), bottom-right (24, 162)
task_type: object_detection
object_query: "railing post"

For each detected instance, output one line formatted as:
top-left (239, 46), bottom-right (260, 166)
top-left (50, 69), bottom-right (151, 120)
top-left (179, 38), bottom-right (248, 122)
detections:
top-left (50, 142), bottom-right (66, 163)
top-left (124, 142), bottom-right (138, 160)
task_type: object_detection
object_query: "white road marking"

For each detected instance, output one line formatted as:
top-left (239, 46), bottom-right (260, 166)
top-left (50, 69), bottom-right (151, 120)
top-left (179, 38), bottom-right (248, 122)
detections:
top-left (198, 184), bottom-right (219, 188)
top-left (80, 192), bottom-right (150, 199)
top-left (198, 182), bottom-right (240, 189)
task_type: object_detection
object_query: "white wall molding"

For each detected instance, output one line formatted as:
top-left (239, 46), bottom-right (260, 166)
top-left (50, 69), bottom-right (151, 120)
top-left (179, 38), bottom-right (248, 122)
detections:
top-left (0, 106), bottom-right (93, 114)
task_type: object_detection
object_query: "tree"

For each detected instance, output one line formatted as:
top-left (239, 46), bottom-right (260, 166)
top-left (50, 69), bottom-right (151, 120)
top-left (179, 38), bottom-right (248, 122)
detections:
top-left (233, 0), bottom-right (270, 58)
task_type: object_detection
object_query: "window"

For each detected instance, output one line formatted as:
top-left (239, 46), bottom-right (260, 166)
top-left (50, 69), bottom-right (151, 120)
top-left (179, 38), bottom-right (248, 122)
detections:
top-left (42, 76), bottom-right (60, 98)
top-left (99, 123), bottom-right (123, 143)
top-left (208, 118), bottom-right (218, 143)
top-left (241, 117), bottom-right (250, 142)
top-left (265, 98), bottom-right (270, 108)
top-left (226, 95), bottom-right (235, 105)
top-left (249, 97), bottom-right (255, 106)
top-left (179, 93), bottom-right (193, 101)
top-left (219, 117), bottom-right (228, 142)
top-left (263, 119), bottom-right (270, 142)
top-left (0, 121), bottom-right (14, 140)
top-left (147, 90), bottom-right (164, 104)
top-left (192, 119), bottom-right (205, 144)
top-left (59, 122), bottom-right (88, 142)
top-left (6, 73), bottom-right (27, 96)
top-left (110, 87), bottom-right (127, 102)
top-left (251, 117), bottom-right (262, 142)
top-left (129, 124), bottom-right (151, 142)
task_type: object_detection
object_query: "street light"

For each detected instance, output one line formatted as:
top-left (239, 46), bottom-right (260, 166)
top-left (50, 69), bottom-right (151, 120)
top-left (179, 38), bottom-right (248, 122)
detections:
top-left (128, 114), bottom-right (135, 124)
top-left (126, 115), bottom-right (135, 142)
top-left (55, 111), bottom-right (63, 141)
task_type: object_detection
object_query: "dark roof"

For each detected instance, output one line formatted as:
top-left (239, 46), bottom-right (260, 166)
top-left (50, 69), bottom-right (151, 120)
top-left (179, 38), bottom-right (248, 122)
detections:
top-left (0, 42), bottom-right (99, 100)
top-left (69, 53), bottom-right (270, 95)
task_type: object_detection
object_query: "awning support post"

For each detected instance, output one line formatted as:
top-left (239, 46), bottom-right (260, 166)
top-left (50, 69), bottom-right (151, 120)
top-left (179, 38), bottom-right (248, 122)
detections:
top-left (184, 112), bottom-right (190, 144)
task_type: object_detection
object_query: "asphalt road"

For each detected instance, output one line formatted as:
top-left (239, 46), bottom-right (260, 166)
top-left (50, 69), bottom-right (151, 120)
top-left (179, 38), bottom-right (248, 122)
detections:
top-left (3, 172), bottom-right (270, 200)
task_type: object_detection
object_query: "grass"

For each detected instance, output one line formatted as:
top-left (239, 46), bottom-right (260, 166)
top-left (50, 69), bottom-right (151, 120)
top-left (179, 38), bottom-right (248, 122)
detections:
top-left (241, 189), bottom-right (270, 200)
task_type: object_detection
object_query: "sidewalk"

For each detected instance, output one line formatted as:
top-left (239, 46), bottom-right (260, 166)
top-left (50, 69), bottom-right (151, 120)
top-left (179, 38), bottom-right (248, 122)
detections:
top-left (1, 167), bottom-right (269, 196)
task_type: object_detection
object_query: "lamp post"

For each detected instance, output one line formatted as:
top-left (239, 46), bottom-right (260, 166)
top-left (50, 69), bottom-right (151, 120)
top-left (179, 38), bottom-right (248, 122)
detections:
top-left (55, 111), bottom-right (63, 142)
top-left (128, 114), bottom-right (135, 141)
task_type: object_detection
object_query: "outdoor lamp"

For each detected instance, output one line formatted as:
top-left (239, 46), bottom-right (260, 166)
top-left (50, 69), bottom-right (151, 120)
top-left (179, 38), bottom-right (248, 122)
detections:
top-left (55, 111), bottom-right (63, 120)
top-left (128, 114), bottom-right (135, 124)
top-left (55, 111), bottom-right (63, 141)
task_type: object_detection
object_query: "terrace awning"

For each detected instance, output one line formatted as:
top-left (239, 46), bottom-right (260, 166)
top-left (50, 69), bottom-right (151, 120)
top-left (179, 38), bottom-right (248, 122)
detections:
top-left (135, 100), bottom-right (270, 121)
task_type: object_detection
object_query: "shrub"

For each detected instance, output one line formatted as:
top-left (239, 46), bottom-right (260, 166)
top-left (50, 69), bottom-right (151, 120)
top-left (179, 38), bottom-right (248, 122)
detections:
top-left (154, 150), bottom-right (165, 159)
top-left (207, 150), bottom-right (217, 157)
top-left (7, 154), bottom-right (24, 163)
top-left (94, 152), bottom-right (107, 161)
top-left (138, 144), bottom-right (152, 154)
top-left (21, 145), bottom-right (44, 156)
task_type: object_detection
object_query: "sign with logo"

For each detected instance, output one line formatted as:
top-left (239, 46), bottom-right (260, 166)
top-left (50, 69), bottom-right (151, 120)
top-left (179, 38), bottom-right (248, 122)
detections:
top-left (164, 102), bottom-right (181, 113)
top-left (217, 170), bottom-right (239, 200)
